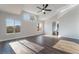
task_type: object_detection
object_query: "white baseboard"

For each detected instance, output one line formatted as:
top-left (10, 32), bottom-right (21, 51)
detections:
top-left (0, 33), bottom-right (42, 42)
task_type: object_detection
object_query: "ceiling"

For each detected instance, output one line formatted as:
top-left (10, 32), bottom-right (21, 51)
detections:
top-left (0, 4), bottom-right (75, 21)
top-left (23, 4), bottom-right (67, 20)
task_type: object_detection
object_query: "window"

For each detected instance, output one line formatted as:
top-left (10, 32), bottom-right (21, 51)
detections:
top-left (15, 20), bottom-right (21, 33)
top-left (22, 12), bottom-right (36, 22)
top-left (6, 18), bottom-right (21, 33)
top-left (23, 13), bottom-right (31, 21)
top-left (6, 18), bottom-right (14, 33)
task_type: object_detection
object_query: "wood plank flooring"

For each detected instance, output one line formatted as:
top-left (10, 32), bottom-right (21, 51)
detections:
top-left (0, 35), bottom-right (79, 54)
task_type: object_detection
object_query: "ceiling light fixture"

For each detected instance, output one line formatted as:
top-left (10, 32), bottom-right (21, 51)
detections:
top-left (42, 10), bottom-right (45, 12)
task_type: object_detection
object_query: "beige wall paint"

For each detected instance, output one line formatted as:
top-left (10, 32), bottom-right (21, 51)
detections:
top-left (0, 11), bottom-right (43, 41)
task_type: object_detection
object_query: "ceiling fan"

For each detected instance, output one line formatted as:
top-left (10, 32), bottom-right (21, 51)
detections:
top-left (37, 4), bottom-right (52, 14)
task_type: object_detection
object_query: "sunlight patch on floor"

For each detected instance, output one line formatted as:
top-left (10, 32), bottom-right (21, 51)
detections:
top-left (53, 40), bottom-right (79, 54)
top-left (9, 41), bottom-right (35, 54)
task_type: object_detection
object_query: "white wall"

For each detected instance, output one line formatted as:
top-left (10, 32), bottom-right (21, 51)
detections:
top-left (59, 5), bottom-right (79, 39)
top-left (44, 5), bottom-right (79, 39)
top-left (0, 11), bottom-right (43, 42)
top-left (44, 20), bottom-right (52, 35)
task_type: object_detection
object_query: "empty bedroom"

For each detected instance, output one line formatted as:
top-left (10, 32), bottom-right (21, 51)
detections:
top-left (0, 4), bottom-right (79, 54)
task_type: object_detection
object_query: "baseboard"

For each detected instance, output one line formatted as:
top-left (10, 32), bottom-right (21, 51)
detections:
top-left (0, 33), bottom-right (42, 42)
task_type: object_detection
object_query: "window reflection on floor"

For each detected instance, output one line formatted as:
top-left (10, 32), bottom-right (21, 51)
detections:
top-left (9, 39), bottom-right (44, 54)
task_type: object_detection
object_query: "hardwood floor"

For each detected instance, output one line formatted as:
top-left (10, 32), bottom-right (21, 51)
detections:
top-left (0, 35), bottom-right (79, 54)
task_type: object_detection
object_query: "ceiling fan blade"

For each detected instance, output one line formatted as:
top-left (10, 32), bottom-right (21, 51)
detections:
top-left (45, 4), bottom-right (48, 8)
top-left (37, 7), bottom-right (42, 9)
top-left (45, 9), bottom-right (52, 11)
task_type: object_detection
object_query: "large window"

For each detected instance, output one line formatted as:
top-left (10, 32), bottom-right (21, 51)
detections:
top-left (22, 12), bottom-right (31, 21)
top-left (15, 20), bottom-right (21, 33)
top-left (22, 12), bottom-right (37, 22)
top-left (6, 18), bottom-right (21, 33)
